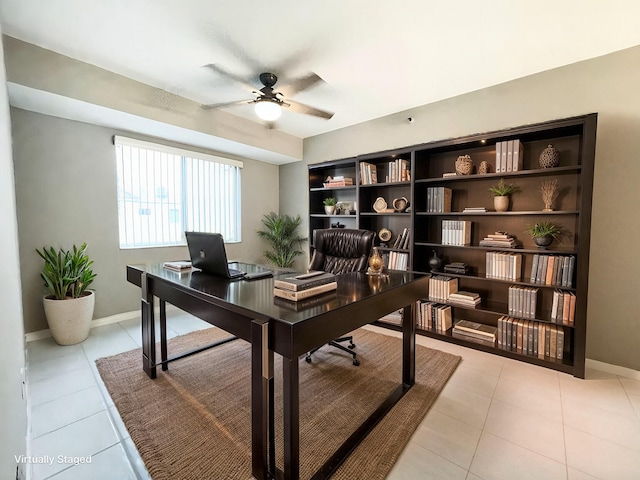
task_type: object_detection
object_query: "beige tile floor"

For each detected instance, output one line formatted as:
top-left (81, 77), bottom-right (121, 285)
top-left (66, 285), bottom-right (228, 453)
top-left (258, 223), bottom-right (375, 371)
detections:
top-left (25, 311), bottom-right (640, 479)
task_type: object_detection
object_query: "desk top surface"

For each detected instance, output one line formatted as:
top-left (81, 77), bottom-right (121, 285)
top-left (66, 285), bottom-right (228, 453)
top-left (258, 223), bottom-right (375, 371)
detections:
top-left (128, 263), bottom-right (428, 326)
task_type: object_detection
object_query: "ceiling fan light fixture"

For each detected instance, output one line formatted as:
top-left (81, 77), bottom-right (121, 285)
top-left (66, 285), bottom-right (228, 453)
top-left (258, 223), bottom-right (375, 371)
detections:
top-left (254, 98), bottom-right (282, 121)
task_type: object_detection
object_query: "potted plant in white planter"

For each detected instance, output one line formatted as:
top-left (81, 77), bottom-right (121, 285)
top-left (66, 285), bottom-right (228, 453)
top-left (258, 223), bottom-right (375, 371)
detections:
top-left (36, 243), bottom-right (97, 345)
top-left (489, 178), bottom-right (519, 212)
top-left (323, 197), bottom-right (337, 215)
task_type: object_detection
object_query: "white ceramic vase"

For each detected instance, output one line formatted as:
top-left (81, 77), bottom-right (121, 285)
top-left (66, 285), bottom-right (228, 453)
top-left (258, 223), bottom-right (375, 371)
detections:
top-left (43, 290), bottom-right (95, 345)
top-left (324, 205), bottom-right (336, 215)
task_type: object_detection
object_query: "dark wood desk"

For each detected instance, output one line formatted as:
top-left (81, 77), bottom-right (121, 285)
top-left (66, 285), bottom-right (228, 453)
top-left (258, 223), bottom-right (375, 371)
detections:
top-left (127, 264), bottom-right (429, 480)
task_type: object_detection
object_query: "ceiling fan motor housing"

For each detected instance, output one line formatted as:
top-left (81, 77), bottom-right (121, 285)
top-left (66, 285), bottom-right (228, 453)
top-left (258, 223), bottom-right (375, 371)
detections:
top-left (259, 72), bottom-right (278, 88)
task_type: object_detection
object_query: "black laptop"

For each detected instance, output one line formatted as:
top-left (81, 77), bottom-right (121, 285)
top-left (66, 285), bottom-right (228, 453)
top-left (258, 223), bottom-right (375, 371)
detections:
top-left (185, 231), bottom-right (272, 280)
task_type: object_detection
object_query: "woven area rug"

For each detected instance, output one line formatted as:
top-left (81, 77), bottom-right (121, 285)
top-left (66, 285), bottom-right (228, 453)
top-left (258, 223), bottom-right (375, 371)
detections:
top-left (97, 327), bottom-right (460, 480)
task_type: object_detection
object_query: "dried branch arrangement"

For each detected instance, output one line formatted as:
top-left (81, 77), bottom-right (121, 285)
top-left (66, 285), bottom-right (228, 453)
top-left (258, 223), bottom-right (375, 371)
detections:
top-left (539, 179), bottom-right (560, 211)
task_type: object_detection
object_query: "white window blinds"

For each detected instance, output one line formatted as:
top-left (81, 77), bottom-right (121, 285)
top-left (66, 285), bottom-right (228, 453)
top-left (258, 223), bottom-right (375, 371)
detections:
top-left (114, 136), bottom-right (242, 248)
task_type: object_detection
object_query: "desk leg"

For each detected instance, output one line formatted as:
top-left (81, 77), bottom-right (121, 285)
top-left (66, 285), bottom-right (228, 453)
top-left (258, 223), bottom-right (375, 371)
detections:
top-left (283, 356), bottom-right (300, 480)
top-left (141, 273), bottom-right (156, 379)
top-left (252, 319), bottom-right (273, 480)
top-left (402, 304), bottom-right (416, 387)
top-left (160, 299), bottom-right (168, 371)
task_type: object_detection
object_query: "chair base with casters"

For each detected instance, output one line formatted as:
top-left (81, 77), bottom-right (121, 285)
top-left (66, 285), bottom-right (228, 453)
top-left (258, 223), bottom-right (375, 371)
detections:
top-left (305, 336), bottom-right (360, 366)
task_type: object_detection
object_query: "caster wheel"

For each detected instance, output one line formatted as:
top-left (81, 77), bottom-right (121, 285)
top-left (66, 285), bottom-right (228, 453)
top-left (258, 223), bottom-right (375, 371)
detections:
top-left (353, 359), bottom-right (360, 366)
top-left (305, 357), bottom-right (312, 363)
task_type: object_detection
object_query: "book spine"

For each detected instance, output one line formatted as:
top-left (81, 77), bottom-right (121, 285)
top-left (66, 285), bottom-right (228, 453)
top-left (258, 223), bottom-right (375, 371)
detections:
top-left (273, 282), bottom-right (337, 301)
top-left (273, 275), bottom-right (335, 292)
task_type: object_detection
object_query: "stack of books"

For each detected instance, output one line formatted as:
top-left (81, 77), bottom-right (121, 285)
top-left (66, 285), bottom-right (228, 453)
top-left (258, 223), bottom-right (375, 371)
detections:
top-left (463, 207), bottom-right (487, 213)
top-left (322, 176), bottom-right (354, 188)
top-left (452, 320), bottom-right (497, 347)
top-left (479, 231), bottom-right (519, 248)
top-left (443, 262), bottom-right (470, 275)
top-left (163, 261), bottom-right (193, 273)
top-left (447, 291), bottom-right (481, 307)
top-left (273, 271), bottom-right (337, 302)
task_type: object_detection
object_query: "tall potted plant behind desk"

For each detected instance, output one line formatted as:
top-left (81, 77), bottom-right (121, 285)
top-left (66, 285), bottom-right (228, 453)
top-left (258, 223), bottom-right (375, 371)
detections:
top-left (36, 243), bottom-right (97, 345)
top-left (256, 212), bottom-right (307, 268)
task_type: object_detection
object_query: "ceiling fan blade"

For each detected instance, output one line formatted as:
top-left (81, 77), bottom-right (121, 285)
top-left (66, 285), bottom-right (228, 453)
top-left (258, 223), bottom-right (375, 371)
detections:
top-left (200, 99), bottom-right (253, 110)
top-left (283, 73), bottom-right (325, 97)
top-left (202, 64), bottom-right (254, 90)
top-left (286, 100), bottom-right (334, 120)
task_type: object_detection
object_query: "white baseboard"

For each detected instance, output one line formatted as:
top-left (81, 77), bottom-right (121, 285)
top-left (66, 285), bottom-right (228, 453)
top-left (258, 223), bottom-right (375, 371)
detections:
top-left (25, 304), bottom-right (179, 343)
top-left (585, 358), bottom-right (640, 381)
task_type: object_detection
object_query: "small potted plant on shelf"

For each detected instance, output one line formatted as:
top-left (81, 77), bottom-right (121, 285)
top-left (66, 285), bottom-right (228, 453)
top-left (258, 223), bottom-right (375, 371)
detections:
top-left (489, 178), bottom-right (520, 212)
top-left (323, 197), bottom-right (337, 215)
top-left (525, 221), bottom-right (562, 249)
top-left (36, 243), bottom-right (97, 345)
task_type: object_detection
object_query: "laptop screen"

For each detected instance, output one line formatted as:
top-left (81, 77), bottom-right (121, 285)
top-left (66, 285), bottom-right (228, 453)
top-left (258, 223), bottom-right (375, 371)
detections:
top-left (185, 232), bottom-right (241, 278)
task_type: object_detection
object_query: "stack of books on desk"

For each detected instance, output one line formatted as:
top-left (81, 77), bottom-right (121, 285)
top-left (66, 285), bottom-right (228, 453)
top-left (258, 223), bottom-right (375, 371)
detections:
top-left (163, 261), bottom-right (193, 273)
top-left (273, 271), bottom-right (337, 301)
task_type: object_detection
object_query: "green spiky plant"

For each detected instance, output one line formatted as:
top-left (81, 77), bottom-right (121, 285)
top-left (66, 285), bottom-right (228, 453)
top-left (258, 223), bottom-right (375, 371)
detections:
top-left (489, 178), bottom-right (520, 196)
top-left (256, 212), bottom-right (307, 268)
top-left (36, 243), bottom-right (97, 299)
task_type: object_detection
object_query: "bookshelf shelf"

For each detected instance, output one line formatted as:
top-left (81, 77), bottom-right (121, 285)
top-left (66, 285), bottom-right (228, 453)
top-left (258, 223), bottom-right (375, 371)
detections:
top-left (310, 114), bottom-right (596, 378)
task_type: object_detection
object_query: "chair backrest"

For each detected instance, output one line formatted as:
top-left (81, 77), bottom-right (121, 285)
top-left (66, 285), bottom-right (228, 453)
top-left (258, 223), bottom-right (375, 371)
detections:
top-left (309, 228), bottom-right (375, 275)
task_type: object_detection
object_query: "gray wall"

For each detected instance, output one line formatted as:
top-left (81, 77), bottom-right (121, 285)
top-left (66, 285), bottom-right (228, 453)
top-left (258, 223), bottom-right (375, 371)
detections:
top-left (281, 45), bottom-right (640, 372)
top-left (0, 30), bottom-right (27, 480)
top-left (12, 108), bottom-right (280, 333)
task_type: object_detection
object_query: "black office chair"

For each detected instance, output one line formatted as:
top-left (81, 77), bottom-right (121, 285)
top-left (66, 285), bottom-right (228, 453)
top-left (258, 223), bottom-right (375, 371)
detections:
top-left (304, 228), bottom-right (375, 366)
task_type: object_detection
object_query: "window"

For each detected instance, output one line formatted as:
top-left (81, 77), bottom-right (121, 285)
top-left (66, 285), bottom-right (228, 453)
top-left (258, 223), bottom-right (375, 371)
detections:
top-left (114, 136), bottom-right (242, 248)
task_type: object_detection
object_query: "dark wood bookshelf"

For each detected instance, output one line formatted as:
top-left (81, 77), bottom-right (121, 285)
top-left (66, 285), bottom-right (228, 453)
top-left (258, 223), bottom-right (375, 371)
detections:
top-left (310, 113), bottom-right (597, 378)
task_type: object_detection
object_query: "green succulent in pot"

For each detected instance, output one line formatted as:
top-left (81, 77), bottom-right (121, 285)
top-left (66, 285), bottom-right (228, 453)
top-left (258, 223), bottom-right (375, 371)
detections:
top-left (323, 197), bottom-right (337, 206)
top-left (525, 221), bottom-right (562, 249)
top-left (36, 243), bottom-right (97, 345)
top-left (36, 242), bottom-right (97, 299)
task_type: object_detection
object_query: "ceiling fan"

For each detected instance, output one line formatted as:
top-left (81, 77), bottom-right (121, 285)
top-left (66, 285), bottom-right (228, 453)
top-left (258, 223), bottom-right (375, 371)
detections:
top-left (201, 65), bottom-right (334, 123)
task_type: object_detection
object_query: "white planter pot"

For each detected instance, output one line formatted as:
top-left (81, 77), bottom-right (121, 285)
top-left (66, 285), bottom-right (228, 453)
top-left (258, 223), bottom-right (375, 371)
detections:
top-left (324, 205), bottom-right (336, 215)
top-left (43, 290), bottom-right (95, 345)
top-left (493, 196), bottom-right (509, 212)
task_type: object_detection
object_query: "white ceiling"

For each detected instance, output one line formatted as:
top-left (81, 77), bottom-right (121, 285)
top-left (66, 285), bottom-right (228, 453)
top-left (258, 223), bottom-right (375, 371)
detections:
top-left (2, 0), bottom-right (640, 140)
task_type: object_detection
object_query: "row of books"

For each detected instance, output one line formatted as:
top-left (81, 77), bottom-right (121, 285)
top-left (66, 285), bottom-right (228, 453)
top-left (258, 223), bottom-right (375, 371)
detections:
top-left (322, 175), bottom-right (354, 188)
top-left (442, 220), bottom-right (472, 246)
top-left (530, 254), bottom-right (575, 287)
top-left (551, 290), bottom-right (576, 326)
top-left (486, 252), bottom-right (522, 281)
top-left (359, 159), bottom-right (410, 185)
top-left (415, 300), bottom-right (452, 332)
top-left (497, 316), bottom-right (565, 360)
top-left (508, 285), bottom-right (539, 319)
top-left (391, 227), bottom-right (411, 249)
top-left (426, 187), bottom-right (452, 213)
top-left (359, 161), bottom-right (378, 185)
top-left (478, 231), bottom-right (519, 248)
top-left (452, 320), bottom-right (497, 347)
top-left (272, 271), bottom-right (337, 302)
top-left (384, 159), bottom-right (410, 183)
top-left (428, 275), bottom-right (458, 302)
top-left (386, 251), bottom-right (409, 271)
top-left (496, 139), bottom-right (524, 173)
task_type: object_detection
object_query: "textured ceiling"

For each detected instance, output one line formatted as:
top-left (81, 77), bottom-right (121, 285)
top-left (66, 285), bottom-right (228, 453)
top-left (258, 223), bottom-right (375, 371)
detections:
top-left (2, 0), bottom-right (640, 140)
